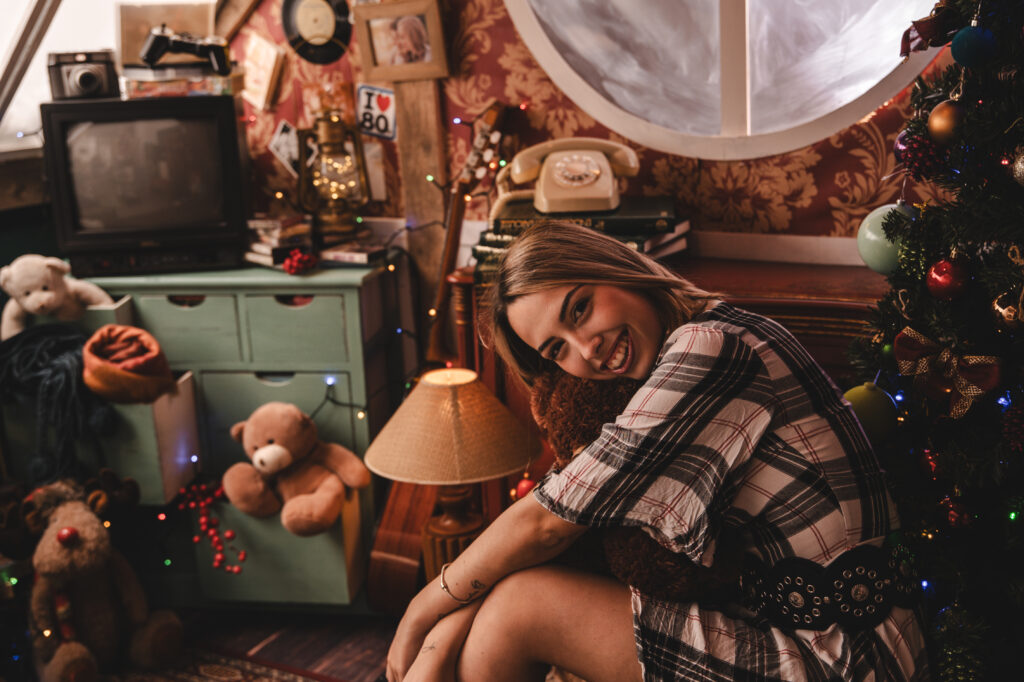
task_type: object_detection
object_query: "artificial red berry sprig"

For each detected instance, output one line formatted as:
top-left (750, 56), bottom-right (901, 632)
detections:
top-left (177, 481), bottom-right (248, 574)
top-left (282, 249), bottom-right (318, 275)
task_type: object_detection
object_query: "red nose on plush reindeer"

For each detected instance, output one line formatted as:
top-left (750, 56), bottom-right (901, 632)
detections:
top-left (56, 527), bottom-right (79, 547)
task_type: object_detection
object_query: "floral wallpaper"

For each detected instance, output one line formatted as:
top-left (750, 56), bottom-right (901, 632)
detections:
top-left (234, 0), bottom-right (950, 237)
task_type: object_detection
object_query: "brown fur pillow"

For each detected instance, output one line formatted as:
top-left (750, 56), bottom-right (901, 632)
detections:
top-left (530, 371), bottom-right (740, 603)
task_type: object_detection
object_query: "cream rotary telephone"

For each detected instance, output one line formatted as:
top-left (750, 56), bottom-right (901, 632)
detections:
top-left (491, 138), bottom-right (640, 221)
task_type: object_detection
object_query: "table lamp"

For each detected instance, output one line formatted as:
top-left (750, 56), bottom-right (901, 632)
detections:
top-left (364, 367), bottom-right (539, 579)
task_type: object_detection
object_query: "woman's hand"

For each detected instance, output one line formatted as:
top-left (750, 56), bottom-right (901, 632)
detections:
top-left (400, 601), bottom-right (484, 682)
top-left (385, 596), bottom-right (437, 682)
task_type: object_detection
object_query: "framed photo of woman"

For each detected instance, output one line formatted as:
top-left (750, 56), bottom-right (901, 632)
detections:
top-left (353, 0), bottom-right (448, 82)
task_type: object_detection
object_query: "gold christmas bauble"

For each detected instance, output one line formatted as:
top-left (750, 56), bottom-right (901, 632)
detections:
top-left (927, 99), bottom-right (966, 145)
top-left (993, 291), bottom-right (1021, 328)
top-left (1013, 148), bottom-right (1024, 186)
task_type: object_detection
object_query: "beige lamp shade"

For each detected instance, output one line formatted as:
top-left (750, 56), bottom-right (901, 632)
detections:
top-left (364, 368), bottom-right (539, 485)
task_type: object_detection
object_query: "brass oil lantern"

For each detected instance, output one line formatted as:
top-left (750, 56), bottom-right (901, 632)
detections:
top-left (297, 109), bottom-right (370, 247)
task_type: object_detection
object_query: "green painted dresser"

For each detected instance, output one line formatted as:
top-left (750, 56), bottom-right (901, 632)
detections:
top-left (86, 264), bottom-right (418, 606)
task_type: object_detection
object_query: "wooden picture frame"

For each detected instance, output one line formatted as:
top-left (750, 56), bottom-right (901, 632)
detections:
top-left (353, 0), bottom-right (448, 82)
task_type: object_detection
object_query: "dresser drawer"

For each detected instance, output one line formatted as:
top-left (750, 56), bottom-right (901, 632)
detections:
top-left (197, 370), bottom-right (356, 474)
top-left (133, 295), bottom-right (242, 364)
top-left (245, 293), bottom-right (352, 367)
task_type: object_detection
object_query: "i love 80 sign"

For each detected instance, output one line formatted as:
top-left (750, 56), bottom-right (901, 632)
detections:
top-left (356, 84), bottom-right (396, 140)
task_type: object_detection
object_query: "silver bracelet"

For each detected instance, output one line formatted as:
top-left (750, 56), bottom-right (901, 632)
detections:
top-left (439, 562), bottom-right (475, 605)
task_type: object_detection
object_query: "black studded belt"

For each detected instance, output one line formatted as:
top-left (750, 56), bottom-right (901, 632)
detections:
top-left (739, 544), bottom-right (919, 632)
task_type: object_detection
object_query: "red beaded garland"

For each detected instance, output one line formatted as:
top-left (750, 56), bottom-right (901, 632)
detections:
top-left (177, 481), bottom-right (247, 575)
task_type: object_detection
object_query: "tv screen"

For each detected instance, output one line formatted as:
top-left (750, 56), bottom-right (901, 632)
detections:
top-left (41, 96), bottom-right (248, 275)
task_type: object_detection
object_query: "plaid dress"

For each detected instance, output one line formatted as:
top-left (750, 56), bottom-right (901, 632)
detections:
top-left (534, 303), bottom-right (928, 681)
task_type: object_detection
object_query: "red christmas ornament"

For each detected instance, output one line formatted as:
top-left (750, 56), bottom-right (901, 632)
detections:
top-left (926, 259), bottom-right (969, 300)
top-left (515, 476), bottom-right (536, 499)
top-left (940, 496), bottom-right (972, 528)
top-left (510, 472), bottom-right (536, 501)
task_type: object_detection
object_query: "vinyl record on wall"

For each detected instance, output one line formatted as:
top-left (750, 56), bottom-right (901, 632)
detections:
top-left (282, 0), bottom-right (352, 64)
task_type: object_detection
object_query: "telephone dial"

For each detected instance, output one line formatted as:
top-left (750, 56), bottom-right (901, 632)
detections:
top-left (504, 137), bottom-right (639, 213)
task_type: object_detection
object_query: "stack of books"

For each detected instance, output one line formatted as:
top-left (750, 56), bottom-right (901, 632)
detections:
top-left (243, 214), bottom-right (313, 268)
top-left (244, 215), bottom-right (392, 269)
top-left (473, 196), bottom-right (689, 284)
top-left (121, 63), bottom-right (245, 99)
top-left (318, 238), bottom-right (390, 267)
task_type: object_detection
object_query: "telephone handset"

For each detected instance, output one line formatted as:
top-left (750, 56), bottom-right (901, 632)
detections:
top-left (508, 137), bottom-right (639, 213)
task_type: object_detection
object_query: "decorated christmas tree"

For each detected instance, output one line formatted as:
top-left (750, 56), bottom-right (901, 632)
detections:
top-left (849, 1), bottom-right (1024, 678)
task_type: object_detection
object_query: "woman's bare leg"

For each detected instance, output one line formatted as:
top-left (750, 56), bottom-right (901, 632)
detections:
top-left (456, 565), bottom-right (642, 682)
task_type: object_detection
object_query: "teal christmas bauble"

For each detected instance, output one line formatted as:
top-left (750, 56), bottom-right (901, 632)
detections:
top-left (951, 25), bottom-right (996, 68)
top-left (843, 383), bottom-right (898, 446)
top-left (857, 202), bottom-right (917, 275)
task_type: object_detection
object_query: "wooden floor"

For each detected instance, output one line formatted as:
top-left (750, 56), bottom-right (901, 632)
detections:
top-left (183, 608), bottom-right (398, 682)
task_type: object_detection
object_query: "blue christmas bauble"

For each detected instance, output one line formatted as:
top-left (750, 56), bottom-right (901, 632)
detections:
top-left (893, 129), bottom-right (910, 164)
top-left (951, 25), bottom-right (996, 68)
top-left (857, 202), bottom-right (916, 275)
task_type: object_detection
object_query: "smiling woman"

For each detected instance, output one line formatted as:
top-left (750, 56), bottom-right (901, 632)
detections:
top-left (383, 220), bottom-right (928, 681)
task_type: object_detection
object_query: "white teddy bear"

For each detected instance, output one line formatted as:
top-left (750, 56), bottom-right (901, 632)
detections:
top-left (0, 254), bottom-right (114, 341)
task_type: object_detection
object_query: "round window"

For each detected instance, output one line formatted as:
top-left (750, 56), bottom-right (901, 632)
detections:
top-left (505, 0), bottom-right (940, 159)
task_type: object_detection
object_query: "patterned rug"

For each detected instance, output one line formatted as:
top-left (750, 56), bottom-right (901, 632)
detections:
top-left (103, 649), bottom-right (337, 682)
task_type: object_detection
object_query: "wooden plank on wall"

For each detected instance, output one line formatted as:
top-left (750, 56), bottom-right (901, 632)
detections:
top-left (393, 78), bottom-right (447, 320)
top-left (215, 0), bottom-right (260, 41)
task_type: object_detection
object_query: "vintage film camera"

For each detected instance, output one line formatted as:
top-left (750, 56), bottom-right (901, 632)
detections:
top-left (47, 50), bottom-right (120, 100)
top-left (139, 24), bottom-right (231, 75)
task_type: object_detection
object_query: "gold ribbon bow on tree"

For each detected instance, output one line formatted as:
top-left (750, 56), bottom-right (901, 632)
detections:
top-left (893, 327), bottom-right (1001, 419)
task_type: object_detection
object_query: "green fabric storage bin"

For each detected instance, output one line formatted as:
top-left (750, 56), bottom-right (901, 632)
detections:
top-left (99, 372), bottom-right (199, 505)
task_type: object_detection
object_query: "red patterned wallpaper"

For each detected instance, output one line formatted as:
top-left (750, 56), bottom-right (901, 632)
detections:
top-left (235, 0), bottom-right (949, 237)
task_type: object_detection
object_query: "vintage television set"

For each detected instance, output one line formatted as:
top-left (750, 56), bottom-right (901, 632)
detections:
top-left (40, 95), bottom-right (249, 275)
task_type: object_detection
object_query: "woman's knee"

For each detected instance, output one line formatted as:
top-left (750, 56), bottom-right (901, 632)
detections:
top-left (468, 567), bottom-right (546, 642)
top-left (458, 565), bottom-right (640, 682)
top-left (455, 567), bottom-right (564, 681)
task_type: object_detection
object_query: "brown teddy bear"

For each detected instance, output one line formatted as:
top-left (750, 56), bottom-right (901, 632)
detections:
top-left (222, 402), bottom-right (372, 537)
top-left (0, 254), bottom-right (114, 341)
top-left (24, 480), bottom-right (183, 682)
top-left (529, 371), bottom-right (741, 603)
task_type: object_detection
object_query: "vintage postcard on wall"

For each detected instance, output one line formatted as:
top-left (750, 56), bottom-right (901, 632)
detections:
top-left (242, 33), bottom-right (286, 111)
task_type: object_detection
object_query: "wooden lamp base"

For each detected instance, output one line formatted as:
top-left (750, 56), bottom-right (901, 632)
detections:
top-left (421, 484), bottom-right (485, 581)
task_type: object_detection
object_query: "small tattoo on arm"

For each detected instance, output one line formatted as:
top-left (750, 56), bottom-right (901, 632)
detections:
top-left (421, 642), bottom-right (437, 653)
top-left (465, 578), bottom-right (488, 600)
